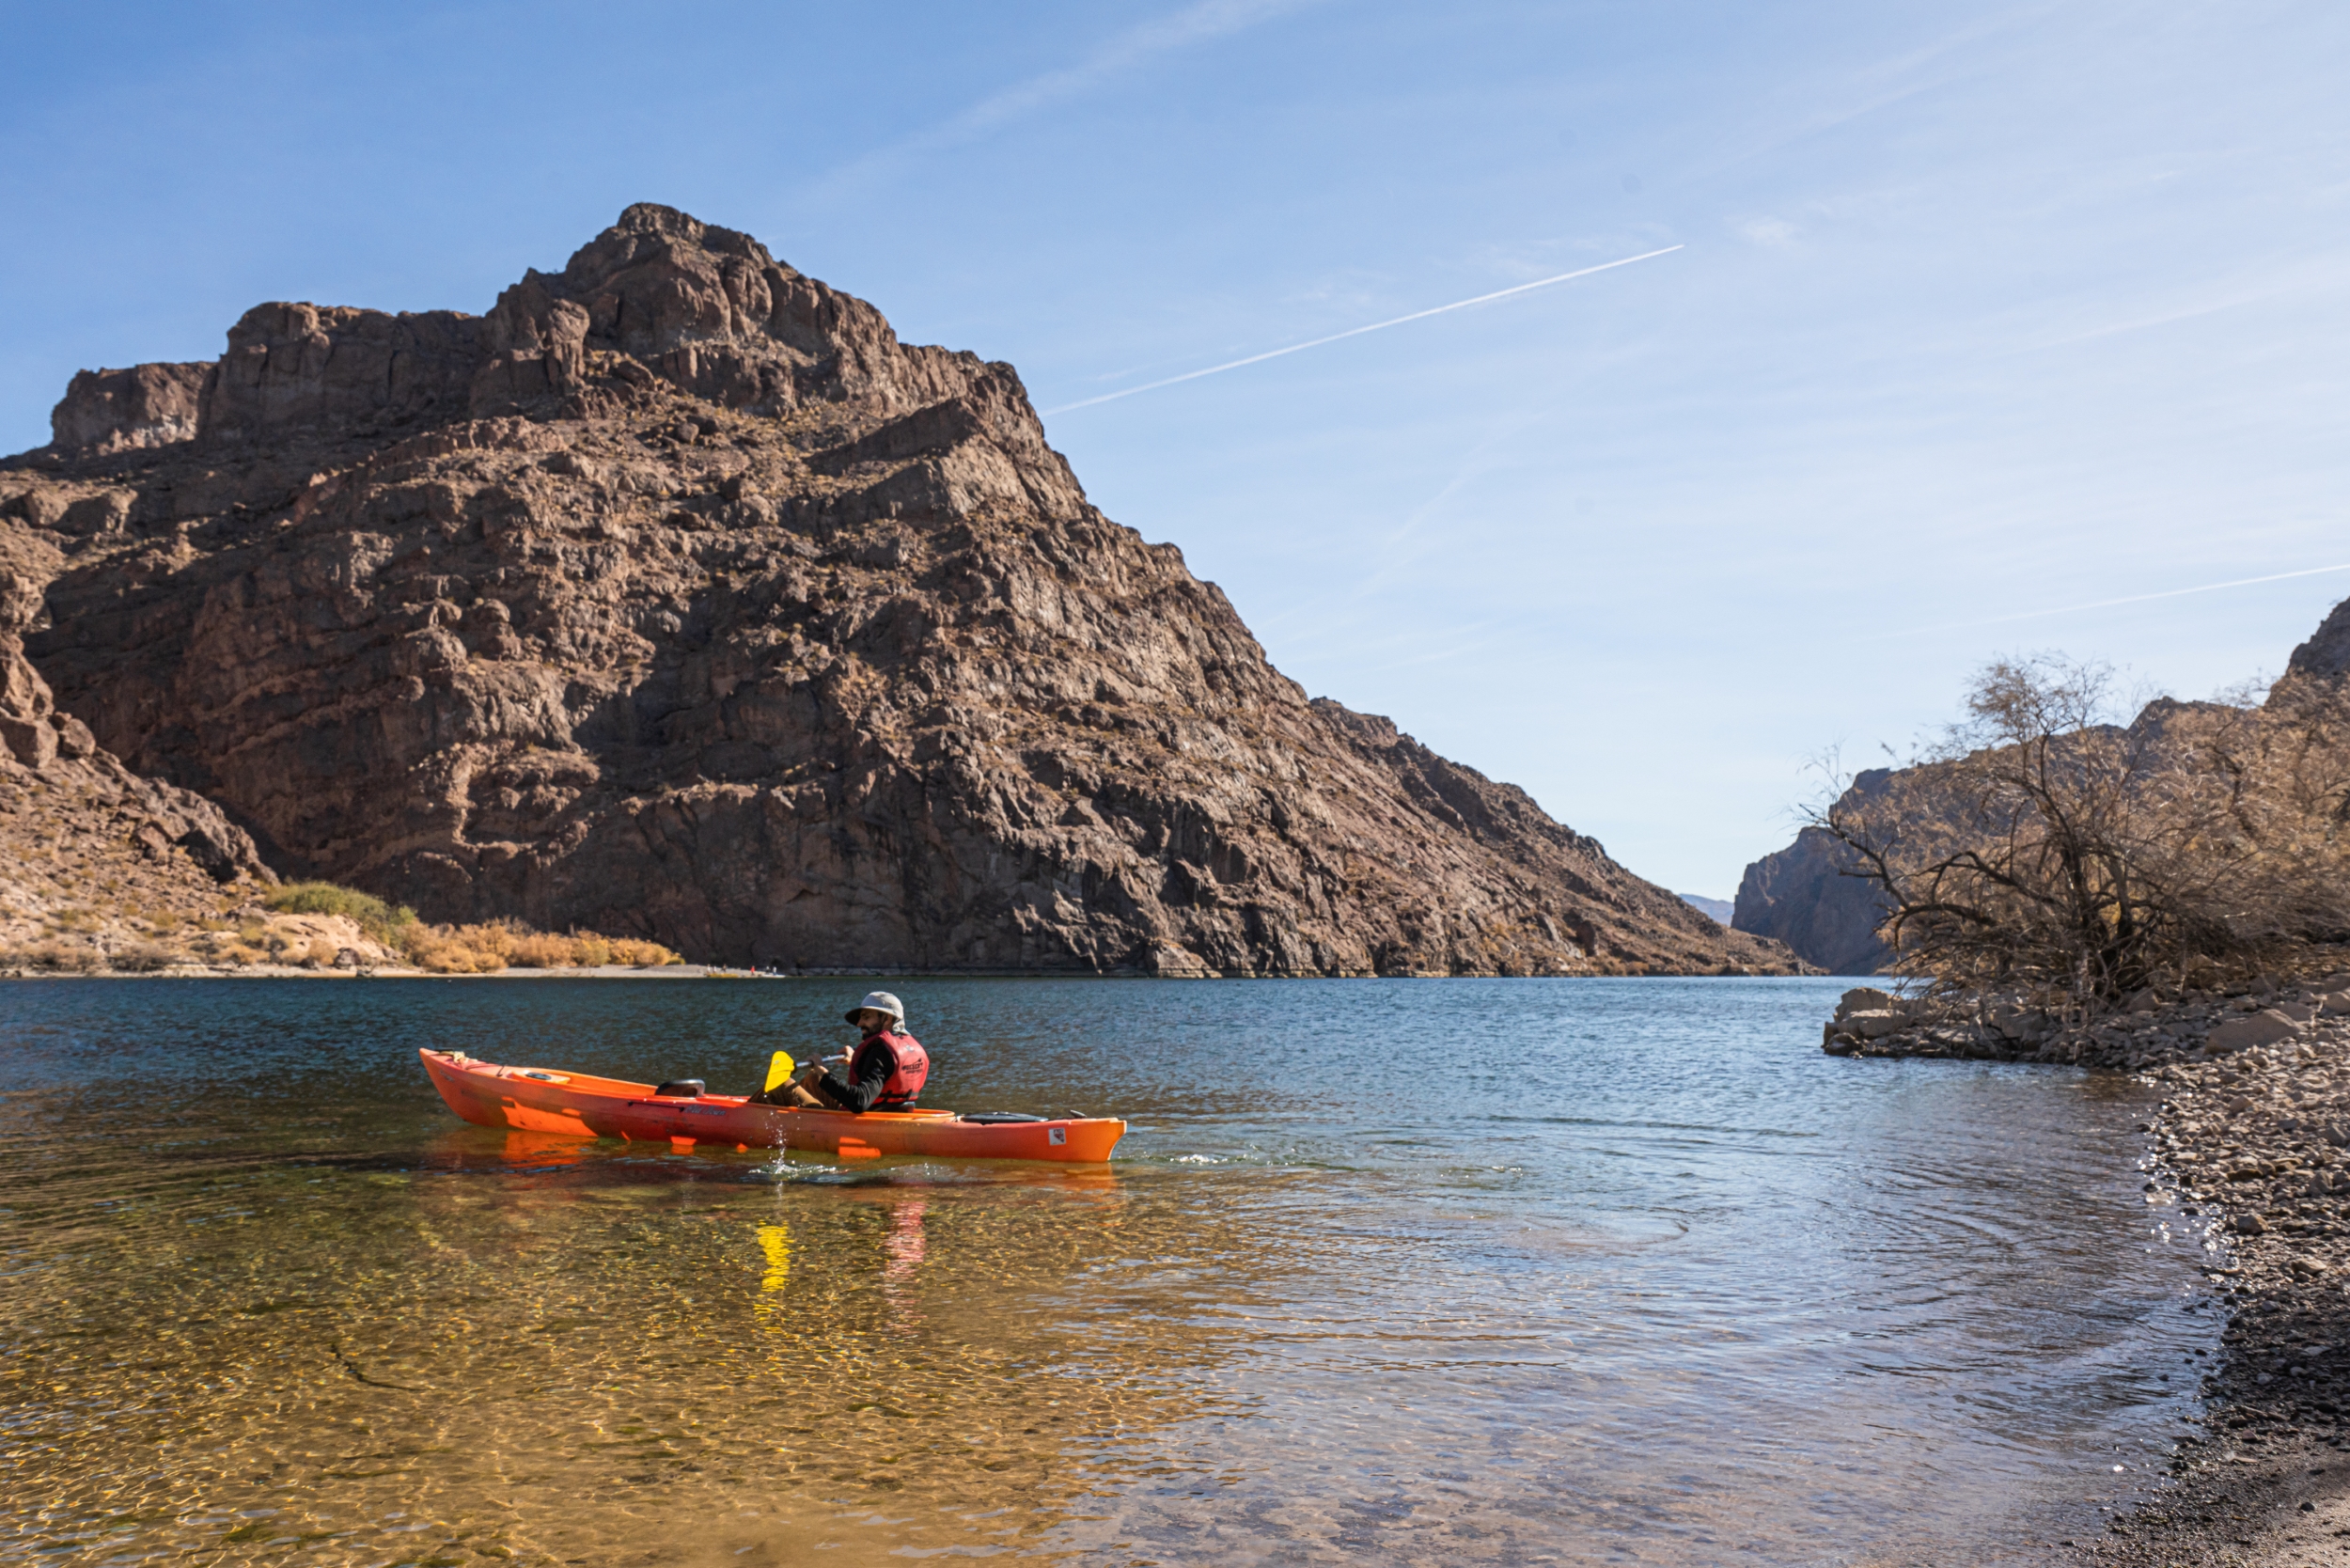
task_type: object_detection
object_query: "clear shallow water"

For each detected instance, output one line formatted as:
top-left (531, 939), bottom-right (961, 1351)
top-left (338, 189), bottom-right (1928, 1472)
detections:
top-left (0, 976), bottom-right (2211, 1566)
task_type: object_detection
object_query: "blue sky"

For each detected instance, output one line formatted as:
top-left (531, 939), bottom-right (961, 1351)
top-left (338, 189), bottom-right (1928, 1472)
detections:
top-left (4, 0), bottom-right (2345, 897)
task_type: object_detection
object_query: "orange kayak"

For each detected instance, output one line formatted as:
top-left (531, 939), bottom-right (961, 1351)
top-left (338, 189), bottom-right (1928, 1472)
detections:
top-left (419, 1048), bottom-right (1125, 1163)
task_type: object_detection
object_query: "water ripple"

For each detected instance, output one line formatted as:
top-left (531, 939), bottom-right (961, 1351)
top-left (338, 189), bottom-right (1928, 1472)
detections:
top-left (0, 975), bottom-right (2206, 1566)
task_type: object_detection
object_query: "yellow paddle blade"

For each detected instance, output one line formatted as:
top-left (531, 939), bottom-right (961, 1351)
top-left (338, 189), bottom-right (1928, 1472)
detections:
top-left (764, 1051), bottom-right (795, 1092)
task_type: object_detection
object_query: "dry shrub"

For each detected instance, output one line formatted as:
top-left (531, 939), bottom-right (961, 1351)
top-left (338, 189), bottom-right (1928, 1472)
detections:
top-left (302, 937), bottom-right (339, 968)
top-left (264, 882), bottom-right (416, 946)
top-left (507, 931), bottom-right (580, 968)
top-left (407, 940), bottom-right (481, 974)
top-left (376, 917), bottom-right (676, 973)
top-left (454, 923), bottom-right (515, 964)
top-left (405, 923), bottom-right (513, 974)
top-left (114, 942), bottom-right (180, 972)
top-left (17, 941), bottom-right (102, 972)
top-left (404, 937), bottom-right (470, 973)
top-left (1813, 655), bottom-right (2350, 1008)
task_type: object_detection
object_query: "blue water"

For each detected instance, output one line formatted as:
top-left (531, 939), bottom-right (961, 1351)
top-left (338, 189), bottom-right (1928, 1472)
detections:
top-left (0, 976), bottom-right (2211, 1565)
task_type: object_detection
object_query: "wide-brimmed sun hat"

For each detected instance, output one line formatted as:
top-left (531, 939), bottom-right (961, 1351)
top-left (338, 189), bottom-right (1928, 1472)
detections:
top-left (845, 991), bottom-right (904, 1026)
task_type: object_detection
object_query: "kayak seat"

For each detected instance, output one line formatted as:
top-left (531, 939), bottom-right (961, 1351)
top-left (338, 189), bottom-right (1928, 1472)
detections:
top-left (962, 1111), bottom-right (1046, 1124)
top-left (654, 1079), bottom-right (706, 1098)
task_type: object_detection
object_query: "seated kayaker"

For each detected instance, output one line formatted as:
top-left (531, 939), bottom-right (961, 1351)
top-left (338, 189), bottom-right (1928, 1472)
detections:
top-left (756, 991), bottom-right (930, 1113)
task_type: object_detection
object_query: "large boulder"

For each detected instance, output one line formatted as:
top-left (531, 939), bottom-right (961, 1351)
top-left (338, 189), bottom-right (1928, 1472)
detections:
top-left (1834, 986), bottom-right (1896, 1021)
top-left (49, 363), bottom-right (211, 454)
top-left (2208, 1010), bottom-right (2304, 1053)
top-left (1987, 1002), bottom-right (2052, 1043)
top-left (1822, 986), bottom-right (1915, 1053)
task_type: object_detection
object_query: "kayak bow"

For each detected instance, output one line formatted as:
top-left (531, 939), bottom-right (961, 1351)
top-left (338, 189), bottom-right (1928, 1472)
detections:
top-left (418, 1048), bottom-right (1123, 1163)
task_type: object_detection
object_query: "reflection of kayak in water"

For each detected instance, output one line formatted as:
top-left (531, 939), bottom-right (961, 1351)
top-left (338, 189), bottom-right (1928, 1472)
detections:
top-left (419, 1049), bottom-right (1125, 1163)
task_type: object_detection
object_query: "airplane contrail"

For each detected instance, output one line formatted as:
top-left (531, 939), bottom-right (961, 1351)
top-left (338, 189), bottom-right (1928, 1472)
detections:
top-left (1042, 244), bottom-right (1685, 416)
top-left (1876, 561), bottom-right (2350, 640)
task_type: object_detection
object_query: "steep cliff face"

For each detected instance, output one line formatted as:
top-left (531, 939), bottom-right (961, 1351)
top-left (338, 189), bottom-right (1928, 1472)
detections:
top-left (2289, 598), bottom-right (2350, 682)
top-left (1732, 817), bottom-right (1893, 977)
top-left (0, 517), bottom-right (274, 959)
top-left (51, 363), bottom-right (210, 454)
top-left (3, 204), bottom-right (1798, 976)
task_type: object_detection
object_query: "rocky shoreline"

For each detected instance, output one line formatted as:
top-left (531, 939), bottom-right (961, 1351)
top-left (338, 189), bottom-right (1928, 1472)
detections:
top-left (1824, 960), bottom-right (2350, 1564)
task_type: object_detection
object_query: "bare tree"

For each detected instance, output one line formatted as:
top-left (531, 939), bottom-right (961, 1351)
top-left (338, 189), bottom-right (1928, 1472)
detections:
top-left (1805, 655), bottom-right (2350, 1011)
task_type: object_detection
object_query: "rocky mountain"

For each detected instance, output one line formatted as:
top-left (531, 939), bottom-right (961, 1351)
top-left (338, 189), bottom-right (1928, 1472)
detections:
top-left (2289, 598), bottom-right (2350, 682)
top-left (1, 204), bottom-right (1802, 977)
top-left (1731, 790), bottom-right (1894, 976)
top-left (1678, 893), bottom-right (1732, 924)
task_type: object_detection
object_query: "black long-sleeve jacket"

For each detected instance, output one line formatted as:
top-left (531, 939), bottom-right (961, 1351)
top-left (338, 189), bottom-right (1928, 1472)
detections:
top-left (809, 1033), bottom-right (901, 1113)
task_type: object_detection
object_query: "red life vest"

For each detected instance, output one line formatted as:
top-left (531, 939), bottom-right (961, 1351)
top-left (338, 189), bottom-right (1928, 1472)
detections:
top-left (861, 1028), bottom-right (929, 1110)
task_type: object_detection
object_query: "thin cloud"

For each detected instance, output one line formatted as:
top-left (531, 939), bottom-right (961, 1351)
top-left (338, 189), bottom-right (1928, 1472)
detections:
top-left (1684, 4), bottom-right (2050, 183)
top-left (1252, 415), bottom-right (1541, 654)
top-left (1999, 247), bottom-right (2350, 357)
top-left (2009, 286), bottom-right (2275, 354)
top-left (806, 0), bottom-right (1322, 196)
top-left (953, 0), bottom-right (1308, 133)
top-left (1042, 245), bottom-right (1684, 415)
top-left (1731, 215), bottom-right (1801, 249)
top-left (1870, 561), bottom-right (2350, 640)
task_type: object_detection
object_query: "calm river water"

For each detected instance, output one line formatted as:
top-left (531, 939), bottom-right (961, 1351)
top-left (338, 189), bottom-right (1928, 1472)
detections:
top-left (2, 976), bottom-right (2212, 1566)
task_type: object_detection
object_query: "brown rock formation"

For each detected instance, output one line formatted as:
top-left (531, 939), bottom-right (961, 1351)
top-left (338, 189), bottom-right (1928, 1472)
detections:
top-left (1732, 815), bottom-right (1894, 977)
top-left (2289, 596), bottom-right (2350, 682)
top-left (1, 204), bottom-right (1800, 976)
top-left (0, 517), bottom-right (275, 965)
top-left (50, 363), bottom-right (210, 456)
